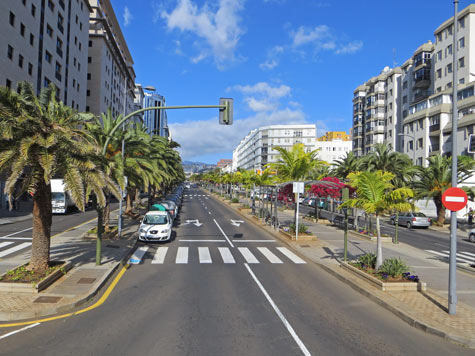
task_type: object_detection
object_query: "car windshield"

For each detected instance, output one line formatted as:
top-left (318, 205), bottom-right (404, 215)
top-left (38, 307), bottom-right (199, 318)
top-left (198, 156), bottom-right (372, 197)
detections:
top-left (143, 215), bottom-right (168, 225)
top-left (413, 212), bottom-right (426, 217)
top-left (52, 192), bottom-right (65, 200)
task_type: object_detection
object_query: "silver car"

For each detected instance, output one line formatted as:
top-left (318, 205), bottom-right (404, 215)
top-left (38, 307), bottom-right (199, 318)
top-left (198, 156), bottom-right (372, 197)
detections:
top-left (390, 212), bottom-right (431, 228)
top-left (468, 229), bottom-right (475, 243)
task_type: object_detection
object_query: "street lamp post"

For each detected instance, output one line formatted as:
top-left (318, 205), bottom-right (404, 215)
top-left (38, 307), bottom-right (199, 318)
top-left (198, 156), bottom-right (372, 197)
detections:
top-left (398, 133), bottom-right (416, 163)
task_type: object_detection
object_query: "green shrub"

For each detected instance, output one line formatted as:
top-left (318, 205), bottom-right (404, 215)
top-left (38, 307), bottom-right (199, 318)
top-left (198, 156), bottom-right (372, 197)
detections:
top-left (231, 198), bottom-right (239, 203)
top-left (378, 257), bottom-right (410, 278)
top-left (289, 223), bottom-right (308, 234)
top-left (357, 253), bottom-right (376, 269)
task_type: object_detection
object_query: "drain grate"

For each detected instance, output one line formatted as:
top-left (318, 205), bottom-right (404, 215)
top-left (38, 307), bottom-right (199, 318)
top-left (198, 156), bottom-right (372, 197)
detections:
top-left (34, 296), bottom-right (61, 304)
top-left (77, 277), bottom-right (96, 284)
top-left (106, 244), bottom-right (120, 249)
top-left (300, 245), bottom-right (311, 248)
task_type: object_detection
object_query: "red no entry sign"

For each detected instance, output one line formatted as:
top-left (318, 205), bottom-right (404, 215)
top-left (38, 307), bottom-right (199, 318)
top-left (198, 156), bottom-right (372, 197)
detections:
top-left (442, 187), bottom-right (468, 212)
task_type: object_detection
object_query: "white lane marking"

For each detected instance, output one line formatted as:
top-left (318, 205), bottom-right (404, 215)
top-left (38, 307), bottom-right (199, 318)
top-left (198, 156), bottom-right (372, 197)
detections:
top-left (276, 247), bottom-right (306, 264)
top-left (199, 247), bottom-right (212, 263)
top-left (0, 227), bottom-right (33, 239)
top-left (0, 241), bottom-right (14, 250)
top-left (459, 251), bottom-right (475, 258)
top-left (234, 240), bottom-right (276, 243)
top-left (129, 246), bottom-right (149, 264)
top-left (0, 323), bottom-right (40, 340)
top-left (179, 239), bottom-right (226, 242)
top-left (443, 250), bottom-right (475, 262)
top-left (0, 237), bottom-right (31, 240)
top-left (244, 264), bottom-right (311, 356)
top-left (0, 242), bottom-right (32, 258)
top-left (426, 250), bottom-right (474, 264)
top-left (258, 247), bottom-right (283, 264)
top-left (218, 247), bottom-right (236, 263)
top-left (176, 247), bottom-right (189, 264)
top-left (151, 247), bottom-right (168, 264)
top-left (213, 219), bottom-right (235, 248)
top-left (238, 247), bottom-right (259, 264)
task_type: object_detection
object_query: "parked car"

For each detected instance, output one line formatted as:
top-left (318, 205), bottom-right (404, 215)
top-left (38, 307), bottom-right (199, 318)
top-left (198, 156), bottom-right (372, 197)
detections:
top-left (138, 211), bottom-right (173, 242)
top-left (390, 212), bottom-right (431, 228)
top-left (468, 229), bottom-right (475, 243)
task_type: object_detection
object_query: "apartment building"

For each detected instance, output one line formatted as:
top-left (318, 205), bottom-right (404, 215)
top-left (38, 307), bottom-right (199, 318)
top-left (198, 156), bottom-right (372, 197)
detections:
top-left (232, 124), bottom-right (316, 171)
top-left (313, 133), bottom-right (352, 165)
top-left (0, 0), bottom-right (91, 110)
top-left (353, 4), bottom-right (475, 167)
top-left (86, 0), bottom-right (135, 118)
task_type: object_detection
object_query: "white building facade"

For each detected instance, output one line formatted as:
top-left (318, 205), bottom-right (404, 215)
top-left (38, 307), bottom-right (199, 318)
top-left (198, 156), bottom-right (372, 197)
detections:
top-left (313, 140), bottom-right (352, 165)
top-left (233, 124), bottom-right (316, 171)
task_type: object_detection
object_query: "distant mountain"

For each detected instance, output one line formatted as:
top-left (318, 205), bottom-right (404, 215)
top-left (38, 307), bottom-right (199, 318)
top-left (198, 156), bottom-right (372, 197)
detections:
top-left (182, 161), bottom-right (216, 173)
top-left (182, 160), bottom-right (212, 166)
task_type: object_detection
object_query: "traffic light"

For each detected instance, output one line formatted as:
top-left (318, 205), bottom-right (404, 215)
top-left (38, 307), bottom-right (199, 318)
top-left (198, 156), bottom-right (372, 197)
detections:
top-left (469, 134), bottom-right (475, 153)
top-left (219, 98), bottom-right (233, 125)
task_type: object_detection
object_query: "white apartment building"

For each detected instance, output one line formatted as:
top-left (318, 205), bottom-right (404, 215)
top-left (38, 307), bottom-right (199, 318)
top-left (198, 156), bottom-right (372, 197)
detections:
top-left (86, 0), bottom-right (135, 117)
top-left (313, 139), bottom-right (352, 165)
top-left (232, 124), bottom-right (316, 172)
top-left (0, 0), bottom-right (91, 110)
top-left (352, 4), bottom-right (475, 167)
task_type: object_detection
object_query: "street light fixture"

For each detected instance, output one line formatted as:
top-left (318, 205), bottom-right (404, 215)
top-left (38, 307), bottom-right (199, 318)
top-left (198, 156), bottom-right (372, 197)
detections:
top-left (398, 133), bottom-right (416, 164)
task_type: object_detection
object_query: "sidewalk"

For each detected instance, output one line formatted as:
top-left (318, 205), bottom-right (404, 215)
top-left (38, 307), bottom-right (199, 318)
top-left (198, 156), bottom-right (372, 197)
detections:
top-left (215, 193), bottom-right (475, 348)
top-left (0, 200), bottom-right (33, 225)
top-left (0, 212), bottom-right (140, 322)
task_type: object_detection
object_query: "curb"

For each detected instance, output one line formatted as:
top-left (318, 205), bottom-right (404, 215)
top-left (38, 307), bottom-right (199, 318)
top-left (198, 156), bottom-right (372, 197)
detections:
top-left (207, 192), bottom-right (475, 349)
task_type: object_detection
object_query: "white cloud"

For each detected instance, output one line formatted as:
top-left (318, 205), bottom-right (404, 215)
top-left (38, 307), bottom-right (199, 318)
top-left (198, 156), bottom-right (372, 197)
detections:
top-left (290, 25), bottom-right (362, 55)
top-left (123, 7), bottom-right (133, 27)
top-left (245, 97), bottom-right (276, 112)
top-left (161, 0), bottom-right (245, 68)
top-left (260, 59), bottom-right (278, 70)
top-left (230, 82), bottom-right (291, 99)
top-left (170, 108), bottom-right (306, 160)
top-left (259, 45), bottom-right (284, 70)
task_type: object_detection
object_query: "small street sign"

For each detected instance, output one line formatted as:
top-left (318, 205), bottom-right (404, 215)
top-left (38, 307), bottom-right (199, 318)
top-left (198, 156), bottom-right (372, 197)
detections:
top-left (442, 187), bottom-right (468, 212)
top-left (293, 182), bottom-right (304, 194)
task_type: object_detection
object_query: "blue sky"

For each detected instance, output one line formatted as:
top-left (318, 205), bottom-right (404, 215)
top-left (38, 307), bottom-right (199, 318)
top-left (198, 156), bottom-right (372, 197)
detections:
top-left (111, 0), bottom-right (468, 164)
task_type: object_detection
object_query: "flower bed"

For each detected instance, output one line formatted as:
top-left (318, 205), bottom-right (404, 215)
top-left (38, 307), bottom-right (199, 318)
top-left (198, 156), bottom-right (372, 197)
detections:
top-left (0, 261), bottom-right (72, 293)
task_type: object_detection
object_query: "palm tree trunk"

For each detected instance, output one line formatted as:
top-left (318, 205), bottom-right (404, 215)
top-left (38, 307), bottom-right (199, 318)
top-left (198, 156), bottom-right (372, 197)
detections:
top-left (434, 197), bottom-right (446, 225)
top-left (135, 187), bottom-right (141, 208)
top-left (30, 180), bottom-right (52, 273)
top-left (125, 188), bottom-right (133, 214)
top-left (375, 214), bottom-right (383, 269)
top-left (104, 196), bottom-right (110, 229)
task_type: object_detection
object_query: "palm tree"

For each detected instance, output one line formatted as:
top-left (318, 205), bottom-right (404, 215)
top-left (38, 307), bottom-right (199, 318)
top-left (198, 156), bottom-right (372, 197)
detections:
top-left (340, 170), bottom-right (413, 269)
top-left (331, 151), bottom-right (363, 181)
top-left (412, 155), bottom-right (475, 225)
top-left (0, 82), bottom-right (111, 273)
top-left (269, 143), bottom-right (322, 182)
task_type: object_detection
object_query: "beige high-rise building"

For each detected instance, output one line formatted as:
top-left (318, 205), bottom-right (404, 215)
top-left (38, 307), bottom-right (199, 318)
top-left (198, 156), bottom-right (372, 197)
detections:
top-left (86, 0), bottom-right (135, 117)
top-left (0, 0), bottom-right (91, 110)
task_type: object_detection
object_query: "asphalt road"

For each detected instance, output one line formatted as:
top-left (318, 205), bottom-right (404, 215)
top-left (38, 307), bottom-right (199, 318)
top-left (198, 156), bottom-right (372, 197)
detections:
top-left (0, 188), bottom-right (472, 355)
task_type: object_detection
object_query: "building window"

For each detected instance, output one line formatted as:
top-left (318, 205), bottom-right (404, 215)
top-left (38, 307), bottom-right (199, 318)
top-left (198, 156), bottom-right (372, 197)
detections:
top-left (31, 4), bottom-right (36, 17)
top-left (56, 38), bottom-right (63, 57)
top-left (87, 73), bottom-right (91, 80)
top-left (45, 51), bottom-right (52, 63)
top-left (460, 78), bottom-right (465, 85)
top-left (437, 87), bottom-right (442, 93)
top-left (79, 22), bottom-right (82, 31)
top-left (447, 82), bottom-right (452, 89)
top-left (46, 25), bottom-right (53, 37)
top-left (74, 36), bottom-right (77, 45)
top-left (28, 62), bottom-right (33, 76)
top-left (88, 56), bottom-right (91, 63)
top-left (437, 50), bottom-right (442, 61)
top-left (88, 40), bottom-right (92, 47)
top-left (47, 0), bottom-right (54, 11)
top-left (44, 77), bottom-right (50, 87)
top-left (20, 23), bottom-right (25, 37)
top-left (78, 62), bottom-right (80, 71)
top-left (403, 81), bottom-right (407, 89)
top-left (18, 54), bottom-right (23, 68)
top-left (437, 33), bottom-right (442, 43)
top-left (86, 106), bottom-right (90, 112)
top-left (446, 63), bottom-right (453, 74)
top-left (446, 44), bottom-right (452, 57)
top-left (55, 62), bottom-right (61, 81)
top-left (58, 14), bottom-right (64, 33)
top-left (22, 0), bottom-right (26, 6)
top-left (417, 138), bottom-right (423, 149)
top-left (78, 43), bottom-right (82, 51)
top-left (403, 95), bottom-right (407, 104)
top-left (459, 37), bottom-right (465, 49)
top-left (9, 12), bottom-right (15, 27)
top-left (459, 16), bottom-right (465, 29)
top-left (437, 68), bottom-right (442, 79)
top-left (459, 57), bottom-right (465, 68)
top-left (86, 90), bottom-right (90, 96)
top-left (6, 79), bottom-right (11, 89)
top-left (7, 45), bottom-right (13, 60)
top-left (30, 33), bottom-right (34, 46)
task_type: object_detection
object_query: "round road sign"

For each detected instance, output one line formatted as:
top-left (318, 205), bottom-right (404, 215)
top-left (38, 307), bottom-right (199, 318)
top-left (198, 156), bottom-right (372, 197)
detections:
top-left (442, 187), bottom-right (468, 212)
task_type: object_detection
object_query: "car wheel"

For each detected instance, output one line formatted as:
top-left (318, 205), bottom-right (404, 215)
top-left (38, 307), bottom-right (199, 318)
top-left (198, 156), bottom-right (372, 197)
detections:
top-left (406, 221), bottom-right (412, 229)
top-left (469, 234), bottom-right (475, 243)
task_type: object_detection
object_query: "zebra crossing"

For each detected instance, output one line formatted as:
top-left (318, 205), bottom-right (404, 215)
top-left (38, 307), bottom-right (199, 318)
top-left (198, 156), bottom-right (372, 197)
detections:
top-left (183, 194), bottom-right (209, 197)
top-left (128, 246), bottom-right (307, 265)
top-left (425, 249), bottom-right (475, 264)
top-left (0, 241), bottom-right (32, 259)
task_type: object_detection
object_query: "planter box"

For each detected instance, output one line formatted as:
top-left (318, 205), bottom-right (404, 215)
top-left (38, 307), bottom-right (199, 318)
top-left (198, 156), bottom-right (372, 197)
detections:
top-left (0, 261), bottom-right (72, 293)
top-left (341, 262), bottom-right (426, 292)
top-left (349, 230), bottom-right (392, 242)
top-left (279, 230), bottom-right (316, 241)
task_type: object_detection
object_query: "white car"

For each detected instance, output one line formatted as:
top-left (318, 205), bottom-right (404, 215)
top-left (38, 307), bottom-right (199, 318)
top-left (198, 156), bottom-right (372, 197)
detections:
top-left (138, 211), bottom-right (173, 242)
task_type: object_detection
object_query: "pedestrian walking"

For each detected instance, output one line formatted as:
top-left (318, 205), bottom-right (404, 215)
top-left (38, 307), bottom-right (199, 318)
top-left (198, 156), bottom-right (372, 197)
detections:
top-left (468, 208), bottom-right (474, 226)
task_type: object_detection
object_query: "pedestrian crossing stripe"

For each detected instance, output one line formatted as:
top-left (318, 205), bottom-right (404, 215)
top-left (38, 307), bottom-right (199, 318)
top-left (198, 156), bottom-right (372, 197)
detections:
top-left (127, 246), bottom-right (307, 265)
top-left (0, 242), bottom-right (32, 258)
top-left (425, 250), bottom-right (475, 264)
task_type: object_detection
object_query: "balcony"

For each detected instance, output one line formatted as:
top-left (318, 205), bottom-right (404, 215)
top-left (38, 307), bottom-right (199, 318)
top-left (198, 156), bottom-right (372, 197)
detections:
top-left (429, 124), bottom-right (440, 132)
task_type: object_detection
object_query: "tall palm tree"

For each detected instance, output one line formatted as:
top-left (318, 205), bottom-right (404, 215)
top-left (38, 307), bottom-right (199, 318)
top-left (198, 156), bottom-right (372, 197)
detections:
top-left (268, 143), bottom-right (321, 181)
top-left (331, 151), bottom-right (363, 181)
top-left (412, 154), bottom-right (475, 225)
top-left (340, 170), bottom-right (413, 269)
top-left (0, 82), bottom-right (111, 272)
